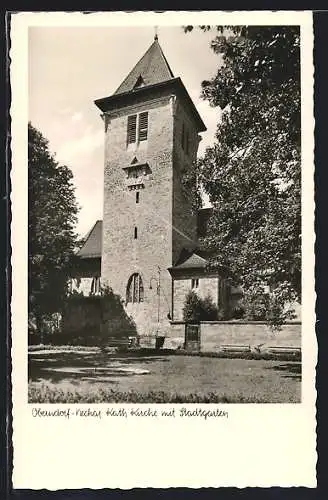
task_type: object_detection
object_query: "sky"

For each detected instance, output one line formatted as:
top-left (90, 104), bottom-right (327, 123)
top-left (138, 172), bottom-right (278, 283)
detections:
top-left (28, 26), bottom-right (222, 237)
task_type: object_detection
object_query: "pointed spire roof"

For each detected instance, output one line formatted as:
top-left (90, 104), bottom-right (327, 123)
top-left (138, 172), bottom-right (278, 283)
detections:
top-left (95, 37), bottom-right (206, 132)
top-left (114, 39), bottom-right (175, 96)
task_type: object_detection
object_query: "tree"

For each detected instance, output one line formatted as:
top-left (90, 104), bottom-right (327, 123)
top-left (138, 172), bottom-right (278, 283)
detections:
top-left (185, 26), bottom-right (301, 324)
top-left (182, 291), bottom-right (219, 323)
top-left (28, 123), bottom-right (79, 335)
top-left (182, 291), bottom-right (204, 323)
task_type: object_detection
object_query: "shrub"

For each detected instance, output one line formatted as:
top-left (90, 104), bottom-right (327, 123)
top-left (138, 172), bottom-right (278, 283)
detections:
top-left (28, 311), bottom-right (62, 336)
top-left (182, 291), bottom-right (219, 323)
top-left (201, 294), bottom-right (219, 320)
top-left (100, 286), bottom-right (137, 338)
top-left (243, 293), bottom-right (269, 321)
top-left (238, 287), bottom-right (296, 328)
top-left (230, 303), bottom-right (245, 319)
top-left (182, 291), bottom-right (204, 323)
top-left (58, 286), bottom-right (137, 345)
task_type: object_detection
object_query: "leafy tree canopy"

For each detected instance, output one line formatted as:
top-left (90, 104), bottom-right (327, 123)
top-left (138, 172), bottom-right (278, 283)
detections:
top-left (185, 26), bottom-right (301, 322)
top-left (28, 123), bottom-right (79, 328)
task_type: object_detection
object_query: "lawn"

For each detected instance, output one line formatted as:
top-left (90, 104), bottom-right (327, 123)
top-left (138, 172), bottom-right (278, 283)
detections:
top-left (28, 348), bottom-right (301, 403)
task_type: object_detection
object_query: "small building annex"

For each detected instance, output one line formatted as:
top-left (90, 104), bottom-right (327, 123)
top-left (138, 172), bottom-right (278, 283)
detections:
top-left (69, 207), bottom-right (235, 327)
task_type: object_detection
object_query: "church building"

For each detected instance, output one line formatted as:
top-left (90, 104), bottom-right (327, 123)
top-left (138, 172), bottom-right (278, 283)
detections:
top-left (70, 36), bottom-right (233, 337)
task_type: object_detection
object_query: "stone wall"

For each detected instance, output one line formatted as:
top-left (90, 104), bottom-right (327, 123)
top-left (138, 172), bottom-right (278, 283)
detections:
top-left (165, 321), bottom-right (185, 349)
top-left (166, 320), bottom-right (302, 352)
top-left (200, 321), bottom-right (301, 351)
top-left (172, 279), bottom-right (191, 321)
top-left (172, 274), bottom-right (220, 321)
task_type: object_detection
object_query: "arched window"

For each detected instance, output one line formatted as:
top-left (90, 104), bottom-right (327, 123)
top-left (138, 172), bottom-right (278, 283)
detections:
top-left (126, 273), bottom-right (144, 303)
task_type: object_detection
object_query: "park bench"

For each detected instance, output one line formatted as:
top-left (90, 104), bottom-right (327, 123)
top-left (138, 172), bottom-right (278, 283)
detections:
top-left (102, 336), bottom-right (139, 349)
top-left (265, 346), bottom-right (301, 355)
top-left (220, 344), bottom-right (251, 353)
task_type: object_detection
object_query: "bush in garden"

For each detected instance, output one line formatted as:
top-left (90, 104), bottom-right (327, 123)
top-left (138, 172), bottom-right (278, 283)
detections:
top-left (100, 285), bottom-right (137, 338)
top-left (182, 291), bottom-right (204, 323)
top-left (201, 294), bottom-right (219, 320)
top-left (230, 303), bottom-right (246, 319)
top-left (182, 291), bottom-right (219, 323)
top-left (56, 286), bottom-right (137, 345)
top-left (238, 285), bottom-right (297, 328)
top-left (242, 292), bottom-right (269, 321)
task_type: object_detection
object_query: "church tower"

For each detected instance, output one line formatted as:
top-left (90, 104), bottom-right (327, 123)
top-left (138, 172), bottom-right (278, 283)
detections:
top-left (95, 35), bottom-right (206, 336)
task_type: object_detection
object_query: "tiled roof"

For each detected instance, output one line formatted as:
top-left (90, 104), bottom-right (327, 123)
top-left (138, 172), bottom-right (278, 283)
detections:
top-left (77, 220), bottom-right (102, 259)
top-left (76, 208), bottom-right (214, 261)
top-left (114, 39), bottom-right (175, 95)
top-left (171, 252), bottom-right (208, 270)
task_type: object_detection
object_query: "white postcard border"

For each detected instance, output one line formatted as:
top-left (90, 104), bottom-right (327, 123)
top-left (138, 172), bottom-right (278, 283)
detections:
top-left (11, 11), bottom-right (316, 489)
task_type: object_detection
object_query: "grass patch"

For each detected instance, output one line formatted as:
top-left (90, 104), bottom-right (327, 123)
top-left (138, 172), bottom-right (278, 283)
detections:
top-left (28, 345), bottom-right (101, 353)
top-left (28, 344), bottom-right (301, 362)
top-left (28, 384), bottom-right (270, 404)
top-left (123, 348), bottom-right (301, 362)
top-left (28, 352), bottom-right (301, 403)
top-left (174, 349), bottom-right (301, 362)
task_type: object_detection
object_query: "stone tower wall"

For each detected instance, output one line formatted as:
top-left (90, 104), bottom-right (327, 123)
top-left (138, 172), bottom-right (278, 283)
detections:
top-left (102, 92), bottom-right (174, 335)
top-left (172, 99), bottom-right (200, 264)
top-left (101, 87), bottom-right (202, 336)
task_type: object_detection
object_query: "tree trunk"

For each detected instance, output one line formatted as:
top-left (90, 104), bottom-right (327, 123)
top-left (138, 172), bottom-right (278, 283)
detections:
top-left (35, 312), bottom-right (44, 345)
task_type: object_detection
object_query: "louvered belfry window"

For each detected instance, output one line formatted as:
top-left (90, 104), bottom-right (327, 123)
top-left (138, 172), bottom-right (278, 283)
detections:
top-left (126, 273), bottom-right (144, 303)
top-left (138, 112), bottom-right (148, 142)
top-left (127, 114), bottom-right (137, 144)
top-left (127, 112), bottom-right (148, 145)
